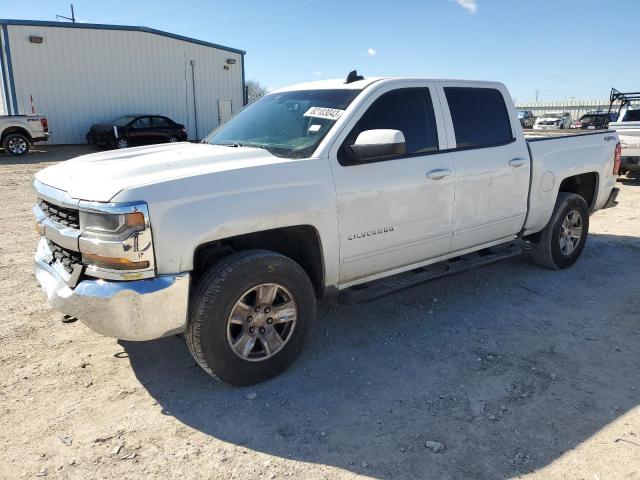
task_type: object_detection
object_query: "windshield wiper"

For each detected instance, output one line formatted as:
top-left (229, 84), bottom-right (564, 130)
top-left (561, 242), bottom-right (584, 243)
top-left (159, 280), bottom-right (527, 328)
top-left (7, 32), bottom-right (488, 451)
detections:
top-left (215, 142), bottom-right (267, 150)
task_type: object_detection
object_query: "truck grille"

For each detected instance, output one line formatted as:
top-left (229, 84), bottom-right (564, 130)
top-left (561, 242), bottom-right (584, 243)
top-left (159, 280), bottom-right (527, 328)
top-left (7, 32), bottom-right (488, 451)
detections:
top-left (47, 239), bottom-right (82, 275)
top-left (38, 199), bottom-right (80, 229)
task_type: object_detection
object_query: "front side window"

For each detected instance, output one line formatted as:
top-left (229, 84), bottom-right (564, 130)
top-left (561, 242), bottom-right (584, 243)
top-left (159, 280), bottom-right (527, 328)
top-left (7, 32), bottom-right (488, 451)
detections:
top-left (132, 117), bottom-right (151, 129)
top-left (339, 87), bottom-right (439, 164)
top-left (205, 89), bottom-right (361, 159)
top-left (445, 87), bottom-right (513, 149)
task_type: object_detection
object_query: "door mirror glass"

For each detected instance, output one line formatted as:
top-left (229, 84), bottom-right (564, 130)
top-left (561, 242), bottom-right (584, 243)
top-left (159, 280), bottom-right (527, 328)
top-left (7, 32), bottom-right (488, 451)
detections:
top-left (347, 129), bottom-right (406, 161)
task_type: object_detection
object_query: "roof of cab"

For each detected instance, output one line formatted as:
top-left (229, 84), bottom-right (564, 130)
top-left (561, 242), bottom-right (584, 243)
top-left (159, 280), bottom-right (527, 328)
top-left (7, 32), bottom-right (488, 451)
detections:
top-left (271, 76), bottom-right (505, 93)
top-left (271, 77), bottom-right (384, 92)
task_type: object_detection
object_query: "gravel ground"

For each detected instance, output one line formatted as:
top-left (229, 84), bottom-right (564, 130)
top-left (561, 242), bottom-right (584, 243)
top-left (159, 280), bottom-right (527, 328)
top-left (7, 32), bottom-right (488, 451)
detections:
top-left (1, 146), bottom-right (639, 480)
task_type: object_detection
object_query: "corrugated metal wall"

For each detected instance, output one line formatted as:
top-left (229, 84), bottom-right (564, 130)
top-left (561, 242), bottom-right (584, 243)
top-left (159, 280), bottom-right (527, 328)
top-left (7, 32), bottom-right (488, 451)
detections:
top-left (7, 25), bottom-right (244, 144)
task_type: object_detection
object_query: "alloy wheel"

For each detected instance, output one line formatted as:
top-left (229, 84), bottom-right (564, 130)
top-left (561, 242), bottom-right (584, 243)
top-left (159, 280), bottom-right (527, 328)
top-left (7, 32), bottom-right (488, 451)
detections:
top-left (559, 209), bottom-right (582, 256)
top-left (226, 283), bottom-right (297, 362)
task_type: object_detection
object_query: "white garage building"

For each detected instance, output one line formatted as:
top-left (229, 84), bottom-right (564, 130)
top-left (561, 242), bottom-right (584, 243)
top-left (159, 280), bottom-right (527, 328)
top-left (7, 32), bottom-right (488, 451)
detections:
top-left (0, 19), bottom-right (246, 144)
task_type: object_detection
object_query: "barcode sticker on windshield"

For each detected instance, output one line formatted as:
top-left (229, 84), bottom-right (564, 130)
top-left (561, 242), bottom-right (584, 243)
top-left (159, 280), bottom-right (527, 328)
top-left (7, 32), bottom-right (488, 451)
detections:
top-left (303, 107), bottom-right (344, 121)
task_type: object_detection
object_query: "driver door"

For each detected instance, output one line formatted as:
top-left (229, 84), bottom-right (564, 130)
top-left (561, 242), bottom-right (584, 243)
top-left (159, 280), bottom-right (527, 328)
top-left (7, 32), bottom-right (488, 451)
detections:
top-left (328, 83), bottom-right (455, 286)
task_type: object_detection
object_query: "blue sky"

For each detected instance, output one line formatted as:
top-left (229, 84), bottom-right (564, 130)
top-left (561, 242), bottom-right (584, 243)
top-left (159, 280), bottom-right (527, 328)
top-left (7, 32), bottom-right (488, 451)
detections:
top-left (3, 0), bottom-right (639, 101)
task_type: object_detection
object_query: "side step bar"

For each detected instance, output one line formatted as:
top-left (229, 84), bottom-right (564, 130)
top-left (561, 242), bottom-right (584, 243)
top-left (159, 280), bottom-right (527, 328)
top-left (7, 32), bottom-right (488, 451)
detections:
top-left (338, 241), bottom-right (524, 304)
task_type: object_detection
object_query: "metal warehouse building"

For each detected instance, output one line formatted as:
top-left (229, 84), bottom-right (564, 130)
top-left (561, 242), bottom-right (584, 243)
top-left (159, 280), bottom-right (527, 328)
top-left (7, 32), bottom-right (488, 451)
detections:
top-left (0, 19), bottom-right (245, 144)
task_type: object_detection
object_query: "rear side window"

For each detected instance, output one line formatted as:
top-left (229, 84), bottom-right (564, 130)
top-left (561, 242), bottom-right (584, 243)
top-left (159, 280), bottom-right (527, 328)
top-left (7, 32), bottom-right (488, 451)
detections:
top-left (151, 117), bottom-right (170, 127)
top-left (339, 87), bottom-right (438, 164)
top-left (623, 109), bottom-right (640, 122)
top-left (444, 87), bottom-right (513, 149)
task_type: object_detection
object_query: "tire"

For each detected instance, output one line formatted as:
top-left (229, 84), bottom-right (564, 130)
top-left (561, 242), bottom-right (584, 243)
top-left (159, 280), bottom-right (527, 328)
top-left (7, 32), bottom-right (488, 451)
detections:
top-left (167, 135), bottom-right (178, 143)
top-left (186, 250), bottom-right (316, 385)
top-left (529, 192), bottom-right (589, 269)
top-left (3, 133), bottom-right (30, 156)
top-left (114, 137), bottom-right (129, 149)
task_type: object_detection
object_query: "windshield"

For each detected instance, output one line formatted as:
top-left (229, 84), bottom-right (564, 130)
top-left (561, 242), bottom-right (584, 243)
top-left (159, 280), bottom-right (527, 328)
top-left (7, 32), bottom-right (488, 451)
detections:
top-left (110, 115), bottom-right (138, 127)
top-left (205, 89), bottom-right (361, 159)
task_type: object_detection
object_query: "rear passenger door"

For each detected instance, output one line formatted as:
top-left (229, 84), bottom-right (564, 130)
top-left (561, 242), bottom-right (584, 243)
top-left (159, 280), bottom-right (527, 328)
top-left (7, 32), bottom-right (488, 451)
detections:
top-left (438, 84), bottom-right (530, 252)
top-left (150, 116), bottom-right (172, 143)
top-left (329, 83), bottom-right (455, 285)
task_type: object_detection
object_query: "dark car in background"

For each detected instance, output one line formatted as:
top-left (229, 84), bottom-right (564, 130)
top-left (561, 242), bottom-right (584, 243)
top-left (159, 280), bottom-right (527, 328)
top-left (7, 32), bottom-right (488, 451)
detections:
top-left (517, 110), bottom-right (535, 129)
top-left (86, 115), bottom-right (188, 149)
top-left (570, 112), bottom-right (617, 130)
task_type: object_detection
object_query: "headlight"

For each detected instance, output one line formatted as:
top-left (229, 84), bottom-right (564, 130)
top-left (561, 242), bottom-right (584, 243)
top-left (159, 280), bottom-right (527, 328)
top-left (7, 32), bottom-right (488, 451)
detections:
top-left (80, 211), bottom-right (145, 239)
top-left (78, 203), bottom-right (155, 280)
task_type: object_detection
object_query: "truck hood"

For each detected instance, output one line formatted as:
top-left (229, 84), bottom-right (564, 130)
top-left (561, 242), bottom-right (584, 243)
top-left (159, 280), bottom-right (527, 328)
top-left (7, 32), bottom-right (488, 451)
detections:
top-left (34, 143), bottom-right (286, 202)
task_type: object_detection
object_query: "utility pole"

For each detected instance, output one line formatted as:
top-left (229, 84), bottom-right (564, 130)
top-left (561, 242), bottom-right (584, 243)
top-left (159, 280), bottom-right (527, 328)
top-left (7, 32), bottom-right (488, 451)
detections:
top-left (56, 4), bottom-right (76, 23)
top-left (535, 89), bottom-right (540, 104)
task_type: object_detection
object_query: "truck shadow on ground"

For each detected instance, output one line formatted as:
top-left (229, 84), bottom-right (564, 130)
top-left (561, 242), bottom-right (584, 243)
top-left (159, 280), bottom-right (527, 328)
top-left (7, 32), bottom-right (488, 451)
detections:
top-left (122, 233), bottom-right (640, 479)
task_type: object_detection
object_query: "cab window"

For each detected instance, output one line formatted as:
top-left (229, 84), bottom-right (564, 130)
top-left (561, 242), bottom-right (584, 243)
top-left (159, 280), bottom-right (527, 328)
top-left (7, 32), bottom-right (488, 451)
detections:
top-left (444, 87), bottom-right (513, 149)
top-left (338, 87), bottom-right (439, 165)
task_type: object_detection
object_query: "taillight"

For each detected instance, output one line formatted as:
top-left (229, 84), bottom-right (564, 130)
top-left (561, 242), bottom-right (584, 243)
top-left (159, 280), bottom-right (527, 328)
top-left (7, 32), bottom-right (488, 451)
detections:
top-left (40, 117), bottom-right (48, 132)
top-left (614, 142), bottom-right (622, 175)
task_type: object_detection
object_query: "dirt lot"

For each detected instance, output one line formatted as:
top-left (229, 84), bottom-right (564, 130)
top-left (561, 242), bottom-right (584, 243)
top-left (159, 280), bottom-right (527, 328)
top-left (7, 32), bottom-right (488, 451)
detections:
top-left (1, 146), bottom-right (639, 480)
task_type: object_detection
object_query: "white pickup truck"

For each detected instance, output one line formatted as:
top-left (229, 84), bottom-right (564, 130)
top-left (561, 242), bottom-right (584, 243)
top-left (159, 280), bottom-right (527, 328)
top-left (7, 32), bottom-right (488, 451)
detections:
top-left (33, 73), bottom-right (621, 385)
top-left (1, 114), bottom-right (49, 155)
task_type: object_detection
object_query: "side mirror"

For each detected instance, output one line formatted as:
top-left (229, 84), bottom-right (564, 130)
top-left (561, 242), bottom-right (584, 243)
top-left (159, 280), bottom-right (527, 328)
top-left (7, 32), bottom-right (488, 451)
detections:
top-left (347, 129), bottom-right (406, 161)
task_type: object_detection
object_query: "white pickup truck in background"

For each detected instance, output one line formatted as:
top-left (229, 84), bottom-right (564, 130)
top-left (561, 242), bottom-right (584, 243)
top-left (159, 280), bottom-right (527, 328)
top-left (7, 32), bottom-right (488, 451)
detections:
top-left (608, 89), bottom-right (640, 178)
top-left (0, 114), bottom-right (49, 156)
top-left (32, 72), bottom-right (621, 385)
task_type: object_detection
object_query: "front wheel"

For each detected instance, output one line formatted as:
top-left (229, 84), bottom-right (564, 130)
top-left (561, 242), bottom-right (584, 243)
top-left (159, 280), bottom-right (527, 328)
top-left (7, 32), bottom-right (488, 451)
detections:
top-left (529, 192), bottom-right (589, 269)
top-left (186, 250), bottom-right (316, 385)
top-left (115, 137), bottom-right (129, 149)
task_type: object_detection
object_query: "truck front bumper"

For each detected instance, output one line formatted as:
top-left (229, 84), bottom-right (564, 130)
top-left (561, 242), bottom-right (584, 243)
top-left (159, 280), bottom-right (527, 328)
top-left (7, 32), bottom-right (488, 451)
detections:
top-left (34, 239), bottom-right (190, 341)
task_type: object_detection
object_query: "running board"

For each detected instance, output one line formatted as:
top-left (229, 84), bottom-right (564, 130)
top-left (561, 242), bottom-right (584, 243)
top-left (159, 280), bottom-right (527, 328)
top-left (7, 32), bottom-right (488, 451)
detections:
top-left (338, 242), bottom-right (524, 304)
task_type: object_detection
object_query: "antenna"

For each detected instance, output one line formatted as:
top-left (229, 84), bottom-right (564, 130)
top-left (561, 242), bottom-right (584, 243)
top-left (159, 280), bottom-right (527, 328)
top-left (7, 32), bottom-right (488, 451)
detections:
top-left (56, 4), bottom-right (76, 23)
top-left (345, 70), bottom-right (364, 84)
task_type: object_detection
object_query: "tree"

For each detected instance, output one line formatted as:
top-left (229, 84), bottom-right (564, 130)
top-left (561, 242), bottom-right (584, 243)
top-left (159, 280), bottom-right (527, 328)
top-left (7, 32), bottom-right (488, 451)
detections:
top-left (245, 79), bottom-right (268, 104)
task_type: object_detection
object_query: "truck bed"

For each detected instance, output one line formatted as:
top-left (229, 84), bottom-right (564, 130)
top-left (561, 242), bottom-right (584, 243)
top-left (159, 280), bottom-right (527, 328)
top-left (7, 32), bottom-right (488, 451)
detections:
top-left (523, 129), bottom-right (618, 236)
top-left (523, 129), bottom-right (615, 141)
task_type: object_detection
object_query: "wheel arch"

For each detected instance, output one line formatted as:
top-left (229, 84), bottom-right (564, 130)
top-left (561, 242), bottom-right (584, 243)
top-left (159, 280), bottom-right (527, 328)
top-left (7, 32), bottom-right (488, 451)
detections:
top-left (192, 225), bottom-right (327, 298)
top-left (1, 126), bottom-right (32, 143)
top-left (557, 171), bottom-right (598, 210)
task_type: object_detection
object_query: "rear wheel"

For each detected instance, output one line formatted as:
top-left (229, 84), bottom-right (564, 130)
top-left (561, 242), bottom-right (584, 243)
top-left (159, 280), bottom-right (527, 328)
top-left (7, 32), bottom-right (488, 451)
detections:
top-left (529, 193), bottom-right (589, 269)
top-left (3, 133), bottom-right (30, 156)
top-left (186, 250), bottom-right (316, 385)
top-left (167, 135), bottom-right (178, 143)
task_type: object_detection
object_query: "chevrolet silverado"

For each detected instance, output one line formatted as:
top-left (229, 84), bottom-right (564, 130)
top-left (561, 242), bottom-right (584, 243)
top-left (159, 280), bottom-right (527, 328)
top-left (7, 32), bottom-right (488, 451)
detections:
top-left (33, 72), bottom-right (621, 385)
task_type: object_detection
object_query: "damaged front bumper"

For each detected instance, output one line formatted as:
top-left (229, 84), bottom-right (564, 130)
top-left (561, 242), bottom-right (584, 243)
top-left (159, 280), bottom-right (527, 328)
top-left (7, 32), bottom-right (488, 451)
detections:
top-left (34, 237), bottom-right (189, 341)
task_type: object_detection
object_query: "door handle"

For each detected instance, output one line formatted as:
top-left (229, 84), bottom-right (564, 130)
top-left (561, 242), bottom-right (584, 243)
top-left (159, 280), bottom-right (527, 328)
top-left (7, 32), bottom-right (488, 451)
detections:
top-left (509, 158), bottom-right (527, 168)
top-left (426, 168), bottom-right (451, 180)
